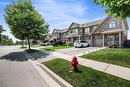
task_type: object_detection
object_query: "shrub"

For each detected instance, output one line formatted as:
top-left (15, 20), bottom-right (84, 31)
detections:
top-left (66, 42), bottom-right (73, 46)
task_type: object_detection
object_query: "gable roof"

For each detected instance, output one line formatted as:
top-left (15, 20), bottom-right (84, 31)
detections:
top-left (92, 16), bottom-right (114, 33)
top-left (52, 29), bottom-right (62, 34)
top-left (61, 29), bottom-right (68, 33)
top-left (83, 18), bottom-right (105, 27)
top-left (68, 22), bottom-right (80, 29)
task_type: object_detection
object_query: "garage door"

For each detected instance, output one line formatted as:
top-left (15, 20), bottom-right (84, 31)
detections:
top-left (93, 38), bottom-right (102, 47)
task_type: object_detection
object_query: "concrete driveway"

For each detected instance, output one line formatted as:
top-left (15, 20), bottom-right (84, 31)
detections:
top-left (55, 47), bottom-right (102, 56)
top-left (0, 46), bottom-right (48, 87)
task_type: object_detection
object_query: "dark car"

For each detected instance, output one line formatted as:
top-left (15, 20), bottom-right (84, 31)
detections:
top-left (52, 41), bottom-right (65, 47)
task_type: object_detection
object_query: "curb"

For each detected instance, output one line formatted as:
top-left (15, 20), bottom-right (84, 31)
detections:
top-left (24, 50), bottom-right (73, 87)
top-left (39, 64), bottom-right (73, 87)
top-left (23, 51), bottom-right (61, 87)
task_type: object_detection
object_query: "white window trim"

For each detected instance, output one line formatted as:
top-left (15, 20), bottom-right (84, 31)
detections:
top-left (85, 27), bottom-right (90, 34)
top-left (109, 20), bottom-right (116, 28)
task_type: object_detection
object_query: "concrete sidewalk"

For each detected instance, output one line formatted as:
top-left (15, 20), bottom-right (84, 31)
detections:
top-left (53, 52), bottom-right (130, 81)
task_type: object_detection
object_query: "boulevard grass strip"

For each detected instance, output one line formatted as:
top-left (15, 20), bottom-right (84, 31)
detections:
top-left (80, 48), bottom-right (130, 68)
top-left (25, 49), bottom-right (39, 53)
top-left (43, 59), bottom-right (130, 87)
top-left (42, 45), bottom-right (73, 51)
top-left (31, 45), bottom-right (41, 47)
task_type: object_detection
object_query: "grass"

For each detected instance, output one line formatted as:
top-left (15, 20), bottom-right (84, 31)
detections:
top-left (43, 59), bottom-right (130, 87)
top-left (25, 49), bottom-right (39, 53)
top-left (31, 45), bottom-right (40, 47)
top-left (80, 48), bottom-right (130, 68)
top-left (42, 45), bottom-right (73, 51)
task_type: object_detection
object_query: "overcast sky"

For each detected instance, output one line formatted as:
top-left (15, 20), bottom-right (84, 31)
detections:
top-left (0, 0), bottom-right (130, 42)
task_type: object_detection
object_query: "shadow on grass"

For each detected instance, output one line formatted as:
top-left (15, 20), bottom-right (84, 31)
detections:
top-left (0, 51), bottom-right (28, 62)
top-left (29, 51), bottom-right (50, 60)
top-left (26, 49), bottom-right (39, 53)
top-left (43, 48), bottom-right (54, 51)
top-left (76, 70), bottom-right (83, 73)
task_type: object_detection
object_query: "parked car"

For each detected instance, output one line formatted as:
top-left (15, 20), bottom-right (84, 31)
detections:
top-left (39, 42), bottom-right (44, 46)
top-left (39, 42), bottom-right (50, 46)
top-left (52, 41), bottom-right (65, 47)
top-left (74, 40), bottom-right (89, 48)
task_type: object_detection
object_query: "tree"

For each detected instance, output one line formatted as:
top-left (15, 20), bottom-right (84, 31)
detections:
top-left (0, 25), bottom-right (3, 43)
top-left (5, 0), bottom-right (49, 50)
top-left (1, 35), bottom-right (13, 45)
top-left (93, 0), bottom-right (130, 18)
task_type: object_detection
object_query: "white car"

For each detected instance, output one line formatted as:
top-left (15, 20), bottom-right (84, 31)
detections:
top-left (74, 40), bottom-right (89, 48)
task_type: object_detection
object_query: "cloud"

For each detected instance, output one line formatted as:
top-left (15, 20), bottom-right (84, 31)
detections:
top-left (32, 0), bottom-right (89, 30)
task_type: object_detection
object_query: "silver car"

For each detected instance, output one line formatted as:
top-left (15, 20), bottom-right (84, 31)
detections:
top-left (74, 40), bottom-right (89, 48)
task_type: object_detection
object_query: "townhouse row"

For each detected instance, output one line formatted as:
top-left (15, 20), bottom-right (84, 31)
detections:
top-left (50, 16), bottom-right (129, 47)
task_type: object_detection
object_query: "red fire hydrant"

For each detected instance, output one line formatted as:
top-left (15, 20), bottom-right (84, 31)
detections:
top-left (71, 56), bottom-right (78, 72)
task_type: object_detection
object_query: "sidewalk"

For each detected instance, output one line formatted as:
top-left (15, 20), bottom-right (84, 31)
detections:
top-left (53, 52), bottom-right (130, 81)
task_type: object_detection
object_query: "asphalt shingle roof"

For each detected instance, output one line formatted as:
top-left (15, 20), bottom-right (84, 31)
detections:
top-left (83, 19), bottom-right (105, 27)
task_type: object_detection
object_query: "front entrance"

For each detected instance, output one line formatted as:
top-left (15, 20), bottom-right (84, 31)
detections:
top-left (107, 35), bottom-right (115, 45)
top-left (104, 34), bottom-right (119, 46)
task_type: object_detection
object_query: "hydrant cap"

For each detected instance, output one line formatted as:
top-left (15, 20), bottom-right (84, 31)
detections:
top-left (73, 56), bottom-right (77, 60)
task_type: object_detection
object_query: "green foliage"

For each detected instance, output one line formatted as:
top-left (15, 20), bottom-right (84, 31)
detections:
top-left (93, 0), bottom-right (130, 18)
top-left (65, 42), bottom-right (73, 46)
top-left (0, 25), bottom-right (3, 34)
top-left (1, 35), bottom-right (13, 45)
top-left (4, 0), bottom-right (49, 50)
top-left (43, 45), bottom-right (73, 51)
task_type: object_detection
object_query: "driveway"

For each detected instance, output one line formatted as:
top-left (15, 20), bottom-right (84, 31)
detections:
top-left (0, 46), bottom-right (48, 87)
top-left (55, 47), bottom-right (102, 56)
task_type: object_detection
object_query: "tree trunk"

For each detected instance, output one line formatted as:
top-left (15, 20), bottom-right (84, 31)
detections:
top-left (0, 34), bottom-right (1, 44)
top-left (27, 38), bottom-right (31, 50)
top-left (21, 40), bottom-right (24, 47)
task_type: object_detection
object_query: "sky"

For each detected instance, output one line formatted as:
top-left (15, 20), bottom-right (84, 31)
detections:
top-left (0, 0), bottom-right (130, 42)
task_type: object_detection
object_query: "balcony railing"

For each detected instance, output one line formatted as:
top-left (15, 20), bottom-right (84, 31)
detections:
top-left (66, 33), bottom-right (79, 37)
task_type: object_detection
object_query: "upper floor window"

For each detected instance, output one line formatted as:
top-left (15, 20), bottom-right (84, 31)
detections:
top-left (85, 27), bottom-right (90, 34)
top-left (73, 29), bottom-right (78, 33)
top-left (79, 29), bottom-right (82, 33)
top-left (93, 26), bottom-right (97, 29)
top-left (109, 20), bottom-right (116, 28)
top-left (70, 30), bottom-right (73, 33)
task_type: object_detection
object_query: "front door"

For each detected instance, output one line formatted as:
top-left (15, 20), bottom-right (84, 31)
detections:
top-left (107, 35), bottom-right (115, 46)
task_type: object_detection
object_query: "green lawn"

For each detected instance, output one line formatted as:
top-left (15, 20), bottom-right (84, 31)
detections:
top-left (25, 49), bottom-right (39, 53)
top-left (42, 45), bottom-right (73, 51)
top-left (43, 59), bottom-right (130, 87)
top-left (80, 48), bottom-right (130, 68)
top-left (31, 45), bottom-right (41, 47)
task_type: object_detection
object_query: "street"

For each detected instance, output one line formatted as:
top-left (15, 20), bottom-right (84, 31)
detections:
top-left (0, 46), bottom-right (49, 87)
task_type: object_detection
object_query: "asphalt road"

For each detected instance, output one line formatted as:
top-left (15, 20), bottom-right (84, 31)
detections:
top-left (0, 46), bottom-right (49, 87)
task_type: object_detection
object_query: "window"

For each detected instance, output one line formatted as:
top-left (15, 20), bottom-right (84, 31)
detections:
top-left (79, 29), bottom-right (82, 32)
top-left (81, 41), bottom-right (88, 43)
top-left (70, 30), bottom-right (73, 33)
top-left (73, 29), bottom-right (78, 33)
top-left (85, 27), bottom-right (90, 34)
top-left (109, 20), bottom-right (116, 28)
top-left (93, 26), bottom-right (97, 29)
